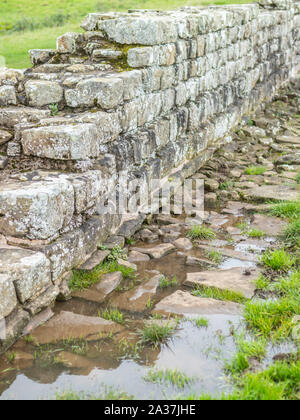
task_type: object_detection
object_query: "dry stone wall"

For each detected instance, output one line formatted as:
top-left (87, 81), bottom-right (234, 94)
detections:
top-left (0, 0), bottom-right (300, 351)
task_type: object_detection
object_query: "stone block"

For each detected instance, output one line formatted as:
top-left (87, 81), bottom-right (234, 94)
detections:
top-left (0, 85), bottom-right (17, 106)
top-left (25, 80), bottom-right (63, 107)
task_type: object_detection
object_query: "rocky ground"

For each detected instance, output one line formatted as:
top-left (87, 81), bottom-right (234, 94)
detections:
top-left (0, 80), bottom-right (299, 400)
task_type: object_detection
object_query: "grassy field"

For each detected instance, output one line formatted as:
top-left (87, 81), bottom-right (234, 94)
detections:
top-left (0, 0), bottom-right (252, 69)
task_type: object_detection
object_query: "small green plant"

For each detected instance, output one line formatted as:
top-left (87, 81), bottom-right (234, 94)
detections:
top-left (247, 228), bottom-right (266, 238)
top-left (159, 275), bottom-right (178, 289)
top-left (187, 225), bottom-right (216, 240)
top-left (100, 308), bottom-right (125, 325)
top-left (144, 368), bottom-right (193, 389)
top-left (245, 166), bottom-right (267, 175)
top-left (236, 221), bottom-right (249, 231)
top-left (192, 286), bottom-right (247, 304)
top-left (219, 181), bottom-right (233, 191)
top-left (295, 172), bottom-right (300, 184)
top-left (49, 103), bottom-right (58, 116)
top-left (24, 335), bottom-right (35, 344)
top-left (138, 321), bottom-right (175, 347)
top-left (193, 317), bottom-right (209, 328)
top-left (255, 274), bottom-right (270, 290)
top-left (146, 298), bottom-right (152, 309)
top-left (107, 246), bottom-right (127, 262)
top-left (205, 250), bottom-right (223, 264)
top-left (260, 249), bottom-right (296, 272)
top-left (7, 352), bottom-right (16, 363)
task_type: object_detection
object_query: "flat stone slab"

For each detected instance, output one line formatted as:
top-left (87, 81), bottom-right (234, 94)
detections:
top-left (173, 238), bottom-right (193, 250)
top-left (251, 214), bottom-right (287, 236)
top-left (131, 244), bottom-right (176, 259)
top-left (185, 255), bottom-right (217, 268)
top-left (79, 250), bottom-right (110, 271)
top-left (31, 311), bottom-right (124, 344)
top-left (196, 244), bottom-right (258, 262)
top-left (128, 251), bottom-right (151, 262)
top-left (110, 275), bottom-right (161, 312)
top-left (276, 135), bottom-right (300, 146)
top-left (245, 185), bottom-right (299, 202)
top-left (154, 290), bottom-right (241, 316)
top-left (184, 267), bottom-right (259, 299)
top-left (72, 271), bottom-right (123, 303)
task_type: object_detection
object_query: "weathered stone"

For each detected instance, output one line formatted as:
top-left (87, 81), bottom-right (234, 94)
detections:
top-left (117, 214), bottom-right (145, 238)
top-left (276, 136), bottom-right (300, 146)
top-left (65, 77), bottom-right (123, 109)
top-left (245, 185), bottom-right (300, 203)
top-left (117, 259), bottom-right (137, 271)
top-left (111, 274), bottom-right (161, 312)
top-left (127, 47), bottom-right (156, 67)
top-left (154, 290), bottom-right (241, 316)
top-left (0, 85), bottom-right (16, 106)
top-left (0, 129), bottom-right (12, 145)
top-left (0, 177), bottom-right (74, 240)
top-left (0, 309), bottom-right (30, 353)
top-left (0, 156), bottom-right (8, 170)
top-left (128, 250), bottom-right (151, 262)
top-left (251, 214), bottom-right (287, 236)
top-left (173, 238), bottom-right (193, 250)
top-left (205, 179), bottom-right (219, 192)
top-left (31, 311), bottom-right (124, 344)
top-left (79, 250), bottom-right (110, 271)
top-left (57, 32), bottom-right (79, 53)
top-left (205, 192), bottom-right (217, 208)
top-left (276, 153), bottom-right (300, 166)
top-left (184, 267), bottom-right (259, 299)
top-left (23, 307), bottom-right (54, 335)
top-left (102, 235), bottom-right (125, 250)
top-left (0, 248), bottom-right (52, 304)
top-left (22, 124), bottom-right (100, 160)
top-left (131, 243), bottom-right (175, 259)
top-left (0, 273), bottom-right (17, 319)
top-left (25, 80), bottom-right (63, 107)
top-left (185, 255), bottom-right (217, 268)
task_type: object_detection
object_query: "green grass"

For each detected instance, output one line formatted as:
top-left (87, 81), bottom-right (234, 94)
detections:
top-left (245, 166), bottom-right (268, 176)
top-left (159, 275), bottom-right (178, 289)
top-left (205, 250), bottom-right (223, 264)
top-left (192, 286), bottom-right (247, 304)
top-left (219, 181), bottom-right (233, 191)
top-left (255, 274), bottom-right (270, 290)
top-left (69, 260), bottom-right (135, 291)
top-left (295, 172), bottom-right (300, 184)
top-left (138, 321), bottom-right (176, 347)
top-left (100, 308), bottom-right (125, 324)
top-left (56, 387), bottom-right (134, 400)
top-left (144, 368), bottom-right (193, 389)
top-left (193, 317), bottom-right (209, 328)
top-left (260, 249), bottom-right (296, 272)
top-left (284, 218), bottom-right (300, 248)
top-left (246, 228), bottom-right (266, 238)
top-left (187, 225), bottom-right (216, 240)
top-left (269, 200), bottom-right (300, 220)
top-left (244, 297), bottom-right (299, 341)
top-left (0, 0), bottom-right (252, 68)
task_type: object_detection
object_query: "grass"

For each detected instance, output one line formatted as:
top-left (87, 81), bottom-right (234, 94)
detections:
top-left (0, 0), bottom-right (252, 68)
top-left (56, 386), bottom-right (134, 400)
top-left (144, 368), bottom-right (193, 389)
top-left (192, 286), bottom-right (247, 304)
top-left (159, 275), bottom-right (178, 289)
top-left (246, 228), bottom-right (266, 238)
top-left (255, 274), bottom-right (270, 290)
top-left (260, 249), bottom-right (296, 272)
top-left (187, 225), bottom-right (216, 240)
top-left (296, 172), bottom-right (300, 184)
top-left (193, 317), bottom-right (209, 328)
top-left (205, 250), bottom-right (223, 264)
top-left (69, 260), bottom-right (135, 291)
top-left (245, 166), bottom-right (268, 176)
top-left (138, 321), bottom-right (176, 347)
top-left (284, 218), bottom-right (300, 248)
top-left (269, 200), bottom-right (300, 220)
top-left (100, 308), bottom-right (125, 324)
top-left (219, 181), bottom-right (233, 191)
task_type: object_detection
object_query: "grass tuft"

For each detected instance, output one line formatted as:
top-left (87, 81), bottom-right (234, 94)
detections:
top-left (245, 166), bottom-right (267, 175)
top-left (138, 321), bottom-right (176, 347)
top-left (100, 308), bottom-right (125, 325)
top-left (159, 275), bottom-right (178, 289)
top-left (283, 218), bottom-right (300, 248)
top-left (205, 250), bottom-right (223, 264)
top-left (144, 368), bottom-right (193, 389)
top-left (246, 228), bottom-right (266, 238)
top-left (187, 225), bottom-right (216, 240)
top-left (192, 286), bottom-right (247, 304)
top-left (260, 249), bottom-right (296, 272)
top-left (269, 200), bottom-right (300, 220)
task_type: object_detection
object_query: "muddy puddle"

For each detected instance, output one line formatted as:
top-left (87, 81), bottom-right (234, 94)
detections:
top-left (0, 207), bottom-right (293, 400)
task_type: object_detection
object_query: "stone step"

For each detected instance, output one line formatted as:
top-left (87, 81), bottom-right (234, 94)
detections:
top-left (0, 170), bottom-right (113, 241)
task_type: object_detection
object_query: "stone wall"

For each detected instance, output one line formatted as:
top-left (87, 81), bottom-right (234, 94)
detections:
top-left (0, 0), bottom-right (300, 351)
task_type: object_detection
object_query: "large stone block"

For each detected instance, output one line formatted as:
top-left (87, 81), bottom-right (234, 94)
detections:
top-left (22, 123), bottom-right (100, 160)
top-left (0, 177), bottom-right (74, 240)
top-left (65, 77), bottom-right (123, 109)
top-left (0, 248), bottom-right (52, 304)
top-left (25, 80), bottom-right (63, 107)
top-left (0, 85), bottom-right (17, 106)
top-left (0, 273), bottom-right (17, 319)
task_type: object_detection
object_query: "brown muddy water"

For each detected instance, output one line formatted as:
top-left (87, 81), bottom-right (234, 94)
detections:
top-left (0, 212), bottom-right (296, 400)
